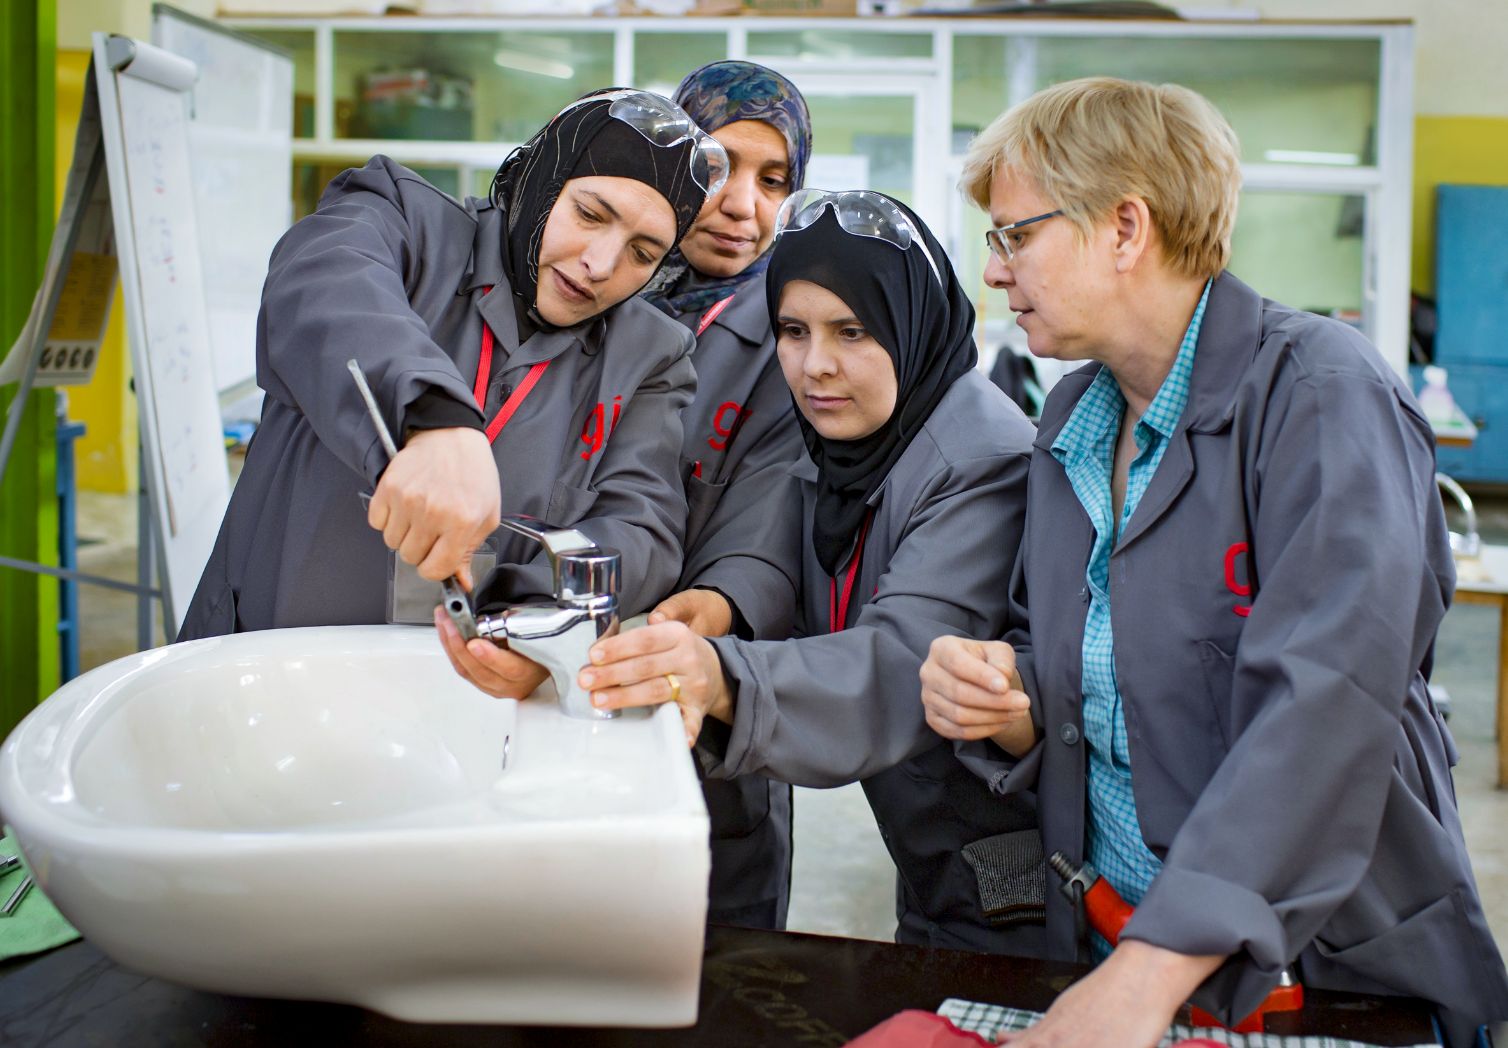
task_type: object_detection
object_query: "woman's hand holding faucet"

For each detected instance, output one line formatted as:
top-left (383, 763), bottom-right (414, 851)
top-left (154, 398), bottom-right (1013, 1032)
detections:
top-left (579, 623), bottom-right (735, 747)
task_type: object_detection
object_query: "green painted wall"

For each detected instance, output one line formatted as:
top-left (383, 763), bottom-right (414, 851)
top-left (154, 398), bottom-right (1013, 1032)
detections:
top-left (0, 0), bottom-right (60, 734)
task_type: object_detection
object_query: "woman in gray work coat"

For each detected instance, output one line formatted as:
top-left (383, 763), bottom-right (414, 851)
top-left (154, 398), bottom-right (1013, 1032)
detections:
top-left (921, 78), bottom-right (1508, 1046)
top-left (581, 196), bottom-right (1045, 955)
top-left (179, 91), bottom-right (714, 657)
top-left (639, 61), bottom-right (812, 932)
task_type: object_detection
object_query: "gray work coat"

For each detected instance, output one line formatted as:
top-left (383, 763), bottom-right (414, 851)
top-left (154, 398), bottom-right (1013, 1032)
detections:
top-left (660, 280), bottom-right (805, 929)
top-left (956, 272), bottom-right (1508, 1043)
top-left (705, 369), bottom-right (1044, 954)
top-left (180, 157), bottom-right (695, 639)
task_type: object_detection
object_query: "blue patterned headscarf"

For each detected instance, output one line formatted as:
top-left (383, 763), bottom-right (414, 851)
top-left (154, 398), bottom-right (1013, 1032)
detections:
top-left (643, 61), bottom-right (813, 317)
top-left (676, 60), bottom-right (811, 198)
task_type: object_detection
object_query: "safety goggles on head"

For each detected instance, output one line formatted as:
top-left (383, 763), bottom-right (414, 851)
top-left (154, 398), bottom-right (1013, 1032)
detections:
top-left (558, 89), bottom-right (730, 197)
top-left (774, 188), bottom-right (942, 284)
top-left (984, 209), bottom-right (1063, 264)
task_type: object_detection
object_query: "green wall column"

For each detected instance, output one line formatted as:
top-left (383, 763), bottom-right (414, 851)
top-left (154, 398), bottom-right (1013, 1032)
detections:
top-left (0, 0), bottom-right (60, 735)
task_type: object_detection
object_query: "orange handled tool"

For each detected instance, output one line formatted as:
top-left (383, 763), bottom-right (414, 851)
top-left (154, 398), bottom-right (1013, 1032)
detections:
top-left (1047, 851), bottom-right (1303, 1034)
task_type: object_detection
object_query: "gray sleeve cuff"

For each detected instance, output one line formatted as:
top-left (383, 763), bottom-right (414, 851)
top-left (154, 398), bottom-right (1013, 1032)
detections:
top-left (691, 557), bottom-right (796, 641)
top-left (701, 635), bottom-right (772, 780)
top-left (953, 737), bottom-right (1043, 795)
top-left (1123, 865), bottom-right (1287, 1023)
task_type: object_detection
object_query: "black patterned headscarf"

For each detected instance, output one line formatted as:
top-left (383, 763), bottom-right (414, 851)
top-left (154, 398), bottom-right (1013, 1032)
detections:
top-left (643, 62), bottom-right (813, 317)
top-left (765, 199), bottom-right (977, 577)
top-left (491, 90), bottom-right (710, 319)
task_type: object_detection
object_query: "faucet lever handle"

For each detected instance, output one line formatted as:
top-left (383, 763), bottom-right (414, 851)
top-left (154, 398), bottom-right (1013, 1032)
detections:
top-left (497, 515), bottom-right (620, 605)
top-left (498, 514), bottom-right (599, 558)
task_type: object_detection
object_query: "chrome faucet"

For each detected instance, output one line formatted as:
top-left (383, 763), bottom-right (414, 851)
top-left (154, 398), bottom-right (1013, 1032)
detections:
top-left (441, 515), bottom-right (621, 721)
top-left (1437, 473), bottom-right (1481, 560)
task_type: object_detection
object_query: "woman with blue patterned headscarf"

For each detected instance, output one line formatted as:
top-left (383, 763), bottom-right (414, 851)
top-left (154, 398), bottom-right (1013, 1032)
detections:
top-left (637, 61), bottom-right (813, 933)
top-left (645, 60), bottom-right (812, 315)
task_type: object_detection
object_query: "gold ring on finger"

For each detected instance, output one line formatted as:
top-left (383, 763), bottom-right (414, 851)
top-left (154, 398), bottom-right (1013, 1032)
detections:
top-left (664, 672), bottom-right (681, 703)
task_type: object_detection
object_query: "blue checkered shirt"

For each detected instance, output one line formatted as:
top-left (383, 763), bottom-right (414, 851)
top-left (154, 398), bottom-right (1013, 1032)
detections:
top-left (1049, 280), bottom-right (1211, 958)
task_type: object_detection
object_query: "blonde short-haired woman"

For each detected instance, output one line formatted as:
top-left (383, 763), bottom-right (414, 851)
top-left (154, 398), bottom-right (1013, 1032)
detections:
top-left (924, 77), bottom-right (1508, 1047)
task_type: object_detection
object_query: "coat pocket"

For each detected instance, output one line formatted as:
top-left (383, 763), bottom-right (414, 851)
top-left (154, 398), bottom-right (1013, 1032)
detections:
top-left (700, 772), bottom-right (774, 840)
top-left (1195, 638), bottom-right (1236, 749)
top-left (547, 480), bottom-right (597, 527)
top-left (683, 466), bottom-right (728, 553)
top-left (960, 828), bottom-right (1047, 927)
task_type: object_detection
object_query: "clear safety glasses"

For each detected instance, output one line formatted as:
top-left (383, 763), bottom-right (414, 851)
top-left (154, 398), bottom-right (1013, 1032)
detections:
top-left (984, 209), bottom-right (1063, 264)
top-left (557, 89), bottom-right (730, 197)
top-left (773, 188), bottom-right (942, 283)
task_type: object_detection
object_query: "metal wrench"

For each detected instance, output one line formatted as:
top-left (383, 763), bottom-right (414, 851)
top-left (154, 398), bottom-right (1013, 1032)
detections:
top-left (347, 359), bottom-right (473, 601)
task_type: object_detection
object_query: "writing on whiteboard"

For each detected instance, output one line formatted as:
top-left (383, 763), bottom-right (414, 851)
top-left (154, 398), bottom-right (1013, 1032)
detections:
top-left (116, 71), bottom-right (225, 539)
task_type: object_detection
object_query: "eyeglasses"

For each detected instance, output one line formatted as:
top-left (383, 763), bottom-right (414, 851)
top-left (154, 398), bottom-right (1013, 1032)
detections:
top-left (558, 89), bottom-right (730, 197)
top-left (984, 209), bottom-right (1063, 264)
top-left (774, 188), bottom-right (942, 283)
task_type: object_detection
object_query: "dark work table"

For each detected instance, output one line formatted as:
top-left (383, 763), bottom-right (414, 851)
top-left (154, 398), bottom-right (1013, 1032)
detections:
top-left (0, 925), bottom-right (1437, 1047)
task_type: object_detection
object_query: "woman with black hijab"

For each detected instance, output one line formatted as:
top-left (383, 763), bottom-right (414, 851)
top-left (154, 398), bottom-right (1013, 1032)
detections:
top-left (578, 192), bottom-right (1045, 954)
top-left (180, 90), bottom-right (719, 698)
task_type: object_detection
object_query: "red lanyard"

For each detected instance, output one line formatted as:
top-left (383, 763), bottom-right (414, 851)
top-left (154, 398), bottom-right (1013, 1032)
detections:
top-left (828, 512), bottom-right (873, 634)
top-left (473, 291), bottom-right (549, 444)
top-left (696, 293), bottom-right (737, 337)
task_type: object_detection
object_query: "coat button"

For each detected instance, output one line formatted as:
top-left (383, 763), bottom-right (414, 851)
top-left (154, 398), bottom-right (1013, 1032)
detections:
top-left (1059, 723), bottom-right (1081, 746)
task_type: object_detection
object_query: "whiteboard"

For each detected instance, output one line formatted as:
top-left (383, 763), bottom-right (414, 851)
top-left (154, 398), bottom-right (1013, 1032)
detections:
top-left (153, 4), bottom-right (292, 399)
top-left (94, 33), bottom-right (230, 633)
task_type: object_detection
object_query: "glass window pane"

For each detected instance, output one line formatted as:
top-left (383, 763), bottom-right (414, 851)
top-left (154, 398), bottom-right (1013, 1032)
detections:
top-left (294, 160), bottom-right (462, 221)
top-left (239, 28), bottom-right (315, 137)
top-left (951, 35), bottom-right (1379, 167)
top-left (333, 30), bottom-right (613, 143)
top-left (633, 33), bottom-right (727, 97)
top-left (956, 189), bottom-right (1367, 356)
top-left (952, 34), bottom-right (1010, 151)
top-left (748, 31), bottom-right (931, 61)
top-left (804, 94), bottom-right (914, 205)
top-left (472, 167), bottom-right (498, 200)
top-left (956, 202), bottom-right (996, 334)
top-left (1230, 191), bottom-right (1365, 316)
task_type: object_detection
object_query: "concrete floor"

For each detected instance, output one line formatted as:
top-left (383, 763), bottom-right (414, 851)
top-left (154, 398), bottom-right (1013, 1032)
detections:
top-left (64, 487), bottom-right (1508, 997)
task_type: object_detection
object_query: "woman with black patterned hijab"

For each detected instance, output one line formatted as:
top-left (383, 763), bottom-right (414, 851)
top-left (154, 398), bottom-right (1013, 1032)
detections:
top-left (182, 91), bottom-right (719, 692)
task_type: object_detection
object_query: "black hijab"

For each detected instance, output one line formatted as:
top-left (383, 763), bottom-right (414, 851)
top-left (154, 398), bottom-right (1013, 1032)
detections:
top-left (765, 201), bottom-right (978, 577)
top-left (490, 90), bottom-right (709, 328)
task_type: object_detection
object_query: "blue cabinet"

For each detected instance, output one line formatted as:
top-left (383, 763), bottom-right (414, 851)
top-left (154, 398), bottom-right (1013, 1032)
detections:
top-left (1430, 185), bottom-right (1508, 482)
top-left (1436, 185), bottom-right (1508, 368)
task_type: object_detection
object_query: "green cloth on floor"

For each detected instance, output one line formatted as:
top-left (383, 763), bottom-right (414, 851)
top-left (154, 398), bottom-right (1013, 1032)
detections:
top-left (0, 831), bottom-right (80, 962)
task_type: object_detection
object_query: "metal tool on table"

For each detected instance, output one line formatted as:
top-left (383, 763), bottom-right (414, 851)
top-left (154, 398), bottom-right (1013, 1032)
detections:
top-left (1048, 851), bottom-right (1303, 1033)
top-left (1, 852), bottom-right (33, 917)
top-left (347, 360), bottom-right (623, 721)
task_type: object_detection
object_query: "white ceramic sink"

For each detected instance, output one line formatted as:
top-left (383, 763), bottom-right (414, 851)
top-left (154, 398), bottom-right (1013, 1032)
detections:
top-left (0, 625), bottom-right (710, 1026)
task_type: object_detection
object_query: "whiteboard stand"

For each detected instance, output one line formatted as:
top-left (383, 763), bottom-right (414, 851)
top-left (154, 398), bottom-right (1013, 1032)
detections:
top-left (0, 43), bottom-right (167, 654)
top-left (90, 31), bottom-right (229, 636)
top-left (0, 33), bottom-right (229, 652)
